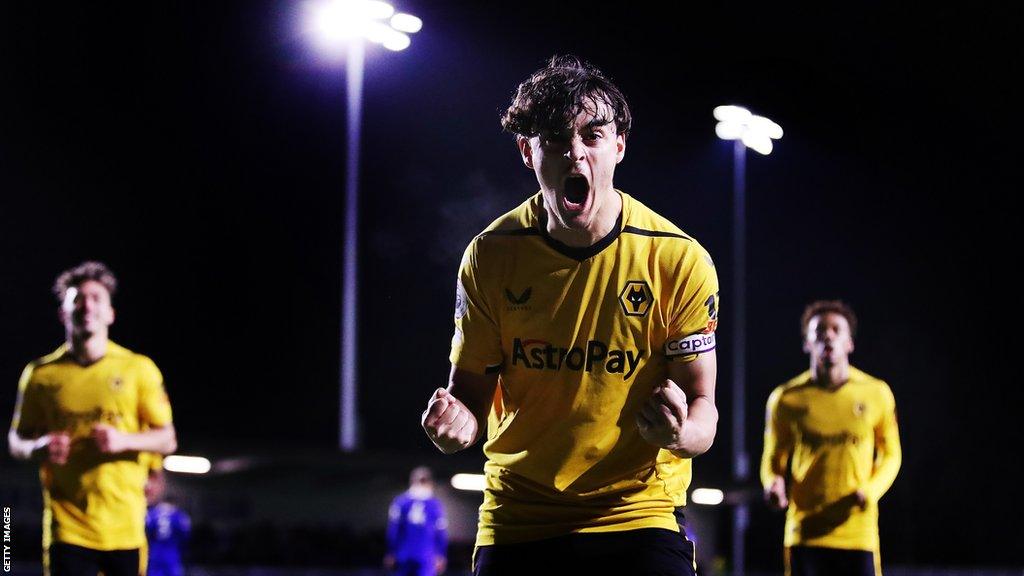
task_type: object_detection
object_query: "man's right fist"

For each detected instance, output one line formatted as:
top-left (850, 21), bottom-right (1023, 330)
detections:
top-left (421, 388), bottom-right (478, 454)
top-left (765, 474), bottom-right (789, 510)
top-left (45, 432), bottom-right (71, 465)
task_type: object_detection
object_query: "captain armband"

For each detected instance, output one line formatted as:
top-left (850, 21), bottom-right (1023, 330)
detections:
top-left (664, 332), bottom-right (716, 358)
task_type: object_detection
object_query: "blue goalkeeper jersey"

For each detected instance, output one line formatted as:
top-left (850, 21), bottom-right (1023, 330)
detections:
top-left (386, 491), bottom-right (448, 562)
top-left (145, 502), bottom-right (190, 576)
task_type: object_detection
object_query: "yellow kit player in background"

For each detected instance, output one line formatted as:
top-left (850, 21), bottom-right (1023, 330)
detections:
top-left (421, 56), bottom-right (720, 575)
top-left (760, 300), bottom-right (901, 576)
top-left (8, 261), bottom-right (178, 576)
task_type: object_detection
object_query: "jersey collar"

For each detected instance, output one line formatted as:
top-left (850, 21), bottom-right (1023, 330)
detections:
top-left (533, 191), bottom-right (626, 261)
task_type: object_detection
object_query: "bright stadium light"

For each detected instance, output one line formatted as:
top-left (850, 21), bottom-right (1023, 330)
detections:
top-left (381, 32), bottom-right (410, 51)
top-left (741, 132), bottom-right (774, 156)
top-left (300, 0), bottom-right (421, 452)
top-left (713, 104), bottom-right (752, 124)
top-left (713, 105), bottom-right (783, 155)
top-left (747, 114), bottom-right (784, 139)
top-left (390, 13), bottom-right (422, 33)
top-left (690, 488), bottom-right (725, 506)
top-left (450, 473), bottom-right (486, 492)
top-left (304, 0), bottom-right (418, 52)
top-left (163, 455), bottom-right (212, 474)
top-left (715, 121), bottom-right (745, 141)
top-left (364, 23), bottom-right (410, 51)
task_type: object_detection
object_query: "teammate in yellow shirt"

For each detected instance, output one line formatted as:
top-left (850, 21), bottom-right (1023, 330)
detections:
top-left (421, 56), bottom-right (720, 575)
top-left (760, 300), bottom-right (901, 576)
top-left (8, 261), bottom-right (178, 576)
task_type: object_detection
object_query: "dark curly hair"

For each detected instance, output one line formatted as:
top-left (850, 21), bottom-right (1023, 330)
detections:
top-left (52, 261), bottom-right (118, 302)
top-left (801, 300), bottom-right (858, 340)
top-left (501, 55), bottom-right (632, 139)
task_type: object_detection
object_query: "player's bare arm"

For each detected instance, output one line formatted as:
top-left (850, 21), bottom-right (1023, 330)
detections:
top-left (92, 423), bottom-right (177, 455)
top-left (8, 428), bottom-right (71, 463)
top-left (422, 365), bottom-right (498, 454)
top-left (636, 349), bottom-right (718, 458)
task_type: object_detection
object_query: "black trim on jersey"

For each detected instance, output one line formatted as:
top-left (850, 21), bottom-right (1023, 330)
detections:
top-left (539, 211), bottom-right (624, 261)
top-left (484, 364), bottom-right (503, 374)
top-left (479, 228), bottom-right (541, 238)
top-left (622, 225), bottom-right (691, 240)
top-left (476, 210), bottom-right (629, 261)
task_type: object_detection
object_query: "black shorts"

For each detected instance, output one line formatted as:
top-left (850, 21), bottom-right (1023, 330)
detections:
top-left (474, 528), bottom-right (696, 576)
top-left (48, 542), bottom-right (141, 576)
top-left (786, 545), bottom-right (879, 576)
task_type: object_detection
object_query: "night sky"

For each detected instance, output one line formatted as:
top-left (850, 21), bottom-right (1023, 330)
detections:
top-left (1, 1), bottom-right (1019, 567)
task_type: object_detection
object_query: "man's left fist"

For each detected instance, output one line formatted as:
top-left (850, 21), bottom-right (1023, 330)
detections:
top-left (92, 423), bottom-right (128, 454)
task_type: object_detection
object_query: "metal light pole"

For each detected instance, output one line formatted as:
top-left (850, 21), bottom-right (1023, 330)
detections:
top-left (714, 105), bottom-right (782, 574)
top-left (341, 39), bottom-right (364, 452)
top-left (305, 0), bottom-right (421, 451)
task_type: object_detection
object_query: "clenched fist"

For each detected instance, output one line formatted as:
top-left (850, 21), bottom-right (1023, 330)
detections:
top-left (636, 379), bottom-right (689, 451)
top-left (765, 474), bottom-right (789, 510)
top-left (92, 423), bottom-right (129, 454)
top-left (422, 388), bottom-right (479, 454)
top-left (45, 432), bottom-right (71, 465)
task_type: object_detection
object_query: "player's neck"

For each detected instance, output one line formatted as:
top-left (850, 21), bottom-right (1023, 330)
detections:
top-left (544, 189), bottom-right (622, 247)
top-left (811, 362), bottom-right (850, 389)
top-left (66, 332), bottom-right (109, 365)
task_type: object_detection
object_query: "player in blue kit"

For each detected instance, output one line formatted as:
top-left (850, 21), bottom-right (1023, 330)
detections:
top-left (144, 469), bottom-right (190, 576)
top-left (385, 467), bottom-right (448, 576)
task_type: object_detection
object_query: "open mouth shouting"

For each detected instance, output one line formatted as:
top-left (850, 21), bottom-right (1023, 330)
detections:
top-left (821, 344), bottom-right (838, 364)
top-left (561, 174), bottom-right (591, 214)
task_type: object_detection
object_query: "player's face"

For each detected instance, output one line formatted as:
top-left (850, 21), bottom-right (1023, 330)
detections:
top-left (803, 312), bottom-right (854, 368)
top-left (518, 98), bottom-right (626, 233)
top-left (60, 280), bottom-right (115, 337)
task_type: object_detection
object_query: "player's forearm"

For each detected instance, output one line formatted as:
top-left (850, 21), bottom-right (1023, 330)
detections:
top-left (123, 426), bottom-right (177, 454)
top-left (7, 429), bottom-right (48, 461)
top-left (759, 452), bottom-right (789, 489)
top-left (441, 369), bottom-right (497, 449)
top-left (670, 396), bottom-right (718, 458)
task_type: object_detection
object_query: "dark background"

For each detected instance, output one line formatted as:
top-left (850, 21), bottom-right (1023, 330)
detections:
top-left (1, 1), bottom-right (1020, 570)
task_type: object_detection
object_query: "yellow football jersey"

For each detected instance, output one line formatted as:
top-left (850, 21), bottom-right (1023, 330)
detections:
top-left (11, 341), bottom-right (173, 551)
top-left (140, 452), bottom-right (165, 474)
top-left (451, 190), bottom-right (720, 546)
top-left (760, 367), bottom-right (901, 551)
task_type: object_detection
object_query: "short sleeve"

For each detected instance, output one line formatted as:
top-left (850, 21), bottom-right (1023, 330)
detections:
top-left (449, 239), bottom-right (504, 374)
top-left (136, 356), bottom-right (173, 427)
top-left (11, 363), bottom-right (45, 437)
top-left (664, 245), bottom-right (720, 362)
